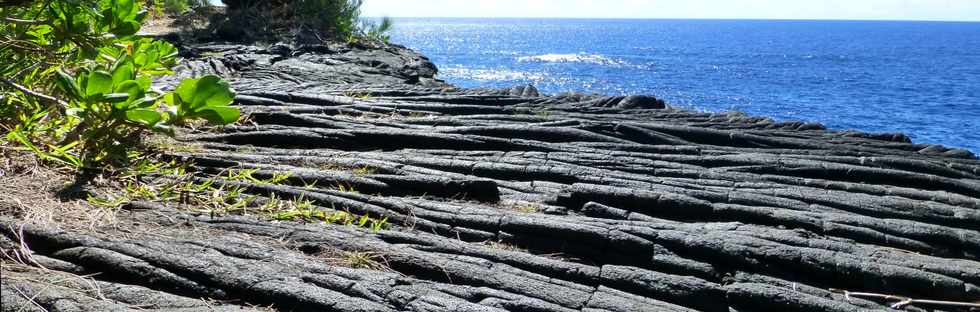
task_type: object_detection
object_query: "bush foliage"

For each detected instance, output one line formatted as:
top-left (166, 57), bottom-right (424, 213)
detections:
top-left (148, 0), bottom-right (210, 16)
top-left (1, 0), bottom-right (239, 170)
top-left (1, 0), bottom-right (390, 171)
top-left (216, 0), bottom-right (393, 43)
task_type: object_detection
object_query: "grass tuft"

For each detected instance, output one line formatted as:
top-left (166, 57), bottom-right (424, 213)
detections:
top-left (351, 166), bottom-right (376, 176)
top-left (512, 203), bottom-right (541, 214)
top-left (143, 136), bottom-right (205, 154)
top-left (334, 251), bottom-right (389, 271)
top-left (484, 240), bottom-right (527, 253)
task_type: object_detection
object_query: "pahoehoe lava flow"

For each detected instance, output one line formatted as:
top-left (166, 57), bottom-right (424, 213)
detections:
top-left (3, 42), bottom-right (979, 312)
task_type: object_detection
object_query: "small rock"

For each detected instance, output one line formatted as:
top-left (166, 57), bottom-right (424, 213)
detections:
top-left (618, 95), bottom-right (666, 109)
top-left (267, 43), bottom-right (292, 56)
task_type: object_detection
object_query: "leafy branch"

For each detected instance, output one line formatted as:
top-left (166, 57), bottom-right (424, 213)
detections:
top-left (2, 0), bottom-right (241, 170)
top-left (0, 77), bottom-right (68, 108)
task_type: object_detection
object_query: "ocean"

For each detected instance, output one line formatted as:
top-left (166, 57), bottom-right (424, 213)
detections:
top-left (387, 18), bottom-right (980, 154)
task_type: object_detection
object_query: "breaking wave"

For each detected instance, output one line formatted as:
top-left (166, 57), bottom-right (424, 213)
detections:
top-left (518, 53), bottom-right (625, 66)
top-left (441, 67), bottom-right (545, 82)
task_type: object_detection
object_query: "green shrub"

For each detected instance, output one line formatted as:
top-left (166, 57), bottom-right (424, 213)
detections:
top-left (216, 0), bottom-right (392, 43)
top-left (293, 0), bottom-right (363, 39)
top-left (357, 16), bottom-right (393, 43)
top-left (162, 0), bottom-right (191, 15)
top-left (144, 0), bottom-right (209, 16)
top-left (1, 0), bottom-right (240, 170)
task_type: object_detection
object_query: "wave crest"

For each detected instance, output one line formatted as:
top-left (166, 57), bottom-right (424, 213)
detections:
top-left (441, 67), bottom-right (544, 82)
top-left (518, 53), bottom-right (624, 66)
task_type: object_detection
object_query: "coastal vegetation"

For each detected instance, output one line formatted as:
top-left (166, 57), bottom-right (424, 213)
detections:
top-left (215, 0), bottom-right (394, 43)
top-left (1, 0), bottom-right (393, 172)
top-left (0, 0), bottom-right (395, 230)
top-left (1, 0), bottom-right (239, 170)
top-left (146, 0), bottom-right (211, 15)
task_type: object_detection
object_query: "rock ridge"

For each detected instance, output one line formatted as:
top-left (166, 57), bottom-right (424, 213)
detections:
top-left (2, 42), bottom-right (979, 312)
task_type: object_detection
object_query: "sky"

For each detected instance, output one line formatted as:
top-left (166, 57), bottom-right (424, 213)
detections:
top-left (360, 0), bottom-right (980, 21)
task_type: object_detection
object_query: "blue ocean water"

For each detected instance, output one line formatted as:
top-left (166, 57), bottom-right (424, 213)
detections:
top-left (388, 18), bottom-right (980, 154)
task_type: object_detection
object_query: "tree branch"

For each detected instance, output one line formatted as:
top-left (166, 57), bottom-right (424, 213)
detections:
top-left (2, 17), bottom-right (46, 24)
top-left (830, 289), bottom-right (980, 309)
top-left (0, 0), bottom-right (34, 8)
top-left (0, 77), bottom-right (68, 108)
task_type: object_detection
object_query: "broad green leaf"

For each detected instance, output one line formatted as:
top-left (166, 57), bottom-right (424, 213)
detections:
top-left (193, 106), bottom-right (240, 125)
top-left (129, 96), bottom-right (156, 108)
top-left (111, 61), bottom-right (134, 85)
top-left (163, 92), bottom-right (178, 106)
top-left (104, 93), bottom-right (132, 103)
top-left (141, 66), bottom-right (171, 76)
top-left (135, 75), bottom-right (152, 90)
top-left (164, 97), bottom-right (179, 118)
top-left (111, 21), bottom-right (140, 37)
top-left (190, 75), bottom-right (235, 110)
top-left (85, 71), bottom-right (113, 98)
top-left (98, 46), bottom-right (122, 63)
top-left (145, 49), bottom-right (159, 65)
top-left (168, 75), bottom-right (240, 125)
top-left (114, 80), bottom-right (144, 103)
top-left (134, 52), bottom-right (148, 67)
top-left (125, 108), bottom-right (162, 126)
top-left (174, 77), bottom-right (199, 107)
top-left (160, 47), bottom-right (178, 61)
top-left (116, 0), bottom-right (137, 20)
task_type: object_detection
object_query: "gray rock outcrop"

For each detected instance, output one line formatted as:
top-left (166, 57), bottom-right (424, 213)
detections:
top-left (2, 43), bottom-right (978, 312)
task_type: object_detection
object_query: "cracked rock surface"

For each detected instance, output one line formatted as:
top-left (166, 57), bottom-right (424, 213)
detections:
top-left (2, 42), bottom-right (979, 311)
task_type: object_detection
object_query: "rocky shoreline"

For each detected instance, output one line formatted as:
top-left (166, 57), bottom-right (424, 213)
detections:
top-left (2, 41), bottom-right (979, 311)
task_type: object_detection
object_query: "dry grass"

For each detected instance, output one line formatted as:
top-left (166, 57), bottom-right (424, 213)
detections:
top-left (139, 15), bottom-right (179, 36)
top-left (1, 260), bottom-right (279, 312)
top-left (143, 135), bottom-right (205, 154)
top-left (351, 166), bottom-right (377, 176)
top-left (483, 240), bottom-right (527, 253)
top-left (0, 261), bottom-right (109, 309)
top-left (303, 246), bottom-right (396, 273)
top-left (140, 6), bottom-right (220, 37)
top-left (508, 202), bottom-right (541, 214)
top-left (333, 251), bottom-right (390, 271)
top-left (1, 262), bottom-right (103, 293)
top-left (0, 150), bottom-right (118, 230)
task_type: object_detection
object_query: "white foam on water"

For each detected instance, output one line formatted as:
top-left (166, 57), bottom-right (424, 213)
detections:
top-left (517, 53), bottom-right (626, 66)
top-left (441, 67), bottom-right (545, 82)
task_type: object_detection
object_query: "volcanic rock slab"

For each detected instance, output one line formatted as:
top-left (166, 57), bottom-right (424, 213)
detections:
top-left (2, 43), bottom-right (979, 311)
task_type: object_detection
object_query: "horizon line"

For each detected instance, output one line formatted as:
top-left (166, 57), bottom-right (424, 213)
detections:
top-left (362, 16), bottom-right (980, 23)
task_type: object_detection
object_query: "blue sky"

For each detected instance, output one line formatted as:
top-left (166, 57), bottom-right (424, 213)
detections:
top-left (360, 0), bottom-right (980, 21)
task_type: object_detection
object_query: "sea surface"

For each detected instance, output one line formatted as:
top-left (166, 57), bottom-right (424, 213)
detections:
top-left (388, 18), bottom-right (980, 154)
